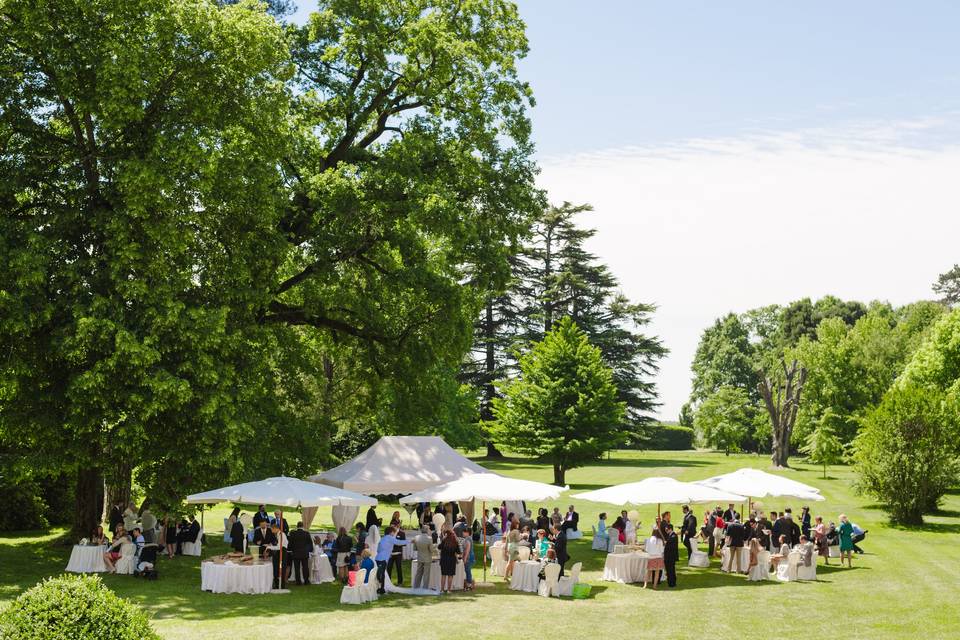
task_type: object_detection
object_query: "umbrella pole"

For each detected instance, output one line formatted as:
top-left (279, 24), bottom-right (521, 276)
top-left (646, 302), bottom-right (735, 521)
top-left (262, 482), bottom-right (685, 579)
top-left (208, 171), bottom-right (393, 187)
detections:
top-left (200, 505), bottom-right (204, 532)
top-left (482, 500), bottom-right (487, 583)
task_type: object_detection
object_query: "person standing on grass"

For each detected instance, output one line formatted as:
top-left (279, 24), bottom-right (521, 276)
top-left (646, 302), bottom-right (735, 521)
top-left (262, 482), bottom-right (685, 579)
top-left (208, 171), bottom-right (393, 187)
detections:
top-left (837, 514), bottom-right (854, 568)
top-left (681, 505), bottom-right (697, 557)
top-left (663, 522), bottom-right (679, 588)
top-left (724, 518), bottom-right (746, 573)
top-left (643, 527), bottom-right (664, 589)
top-left (460, 527), bottom-right (475, 590)
top-left (551, 523), bottom-right (569, 577)
top-left (375, 525), bottom-right (410, 594)
top-left (288, 522), bottom-right (313, 586)
top-left (438, 528), bottom-right (460, 593)
top-left (412, 525), bottom-right (434, 590)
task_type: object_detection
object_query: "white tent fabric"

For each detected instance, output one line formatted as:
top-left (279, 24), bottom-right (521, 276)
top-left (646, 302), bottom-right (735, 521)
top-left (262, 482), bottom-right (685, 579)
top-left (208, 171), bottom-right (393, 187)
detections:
top-left (310, 436), bottom-right (489, 494)
top-left (185, 476), bottom-right (377, 508)
top-left (694, 468), bottom-right (824, 501)
top-left (572, 477), bottom-right (747, 506)
top-left (332, 506), bottom-right (360, 532)
top-left (400, 473), bottom-right (567, 503)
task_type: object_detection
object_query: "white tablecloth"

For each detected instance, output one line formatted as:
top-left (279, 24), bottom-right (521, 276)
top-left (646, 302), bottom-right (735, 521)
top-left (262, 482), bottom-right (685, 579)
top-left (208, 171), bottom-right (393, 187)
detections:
top-left (66, 545), bottom-right (109, 573)
top-left (721, 546), bottom-right (751, 573)
top-left (201, 562), bottom-right (273, 594)
top-left (410, 559), bottom-right (465, 591)
top-left (309, 553), bottom-right (335, 583)
top-left (509, 560), bottom-right (541, 593)
top-left (614, 544), bottom-right (642, 555)
top-left (602, 552), bottom-right (649, 583)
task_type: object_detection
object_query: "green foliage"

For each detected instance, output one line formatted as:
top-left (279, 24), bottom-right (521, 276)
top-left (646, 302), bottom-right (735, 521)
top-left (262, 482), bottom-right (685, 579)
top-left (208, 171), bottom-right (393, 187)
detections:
top-left (0, 575), bottom-right (159, 640)
top-left (800, 411), bottom-right (844, 478)
top-left (932, 264), bottom-right (960, 306)
top-left (491, 318), bottom-right (624, 484)
top-left (852, 384), bottom-right (960, 524)
top-left (694, 386), bottom-right (750, 455)
top-left (0, 476), bottom-right (48, 531)
top-left (1, 0), bottom-right (541, 532)
top-left (637, 424), bottom-right (695, 451)
top-left (898, 308), bottom-right (960, 394)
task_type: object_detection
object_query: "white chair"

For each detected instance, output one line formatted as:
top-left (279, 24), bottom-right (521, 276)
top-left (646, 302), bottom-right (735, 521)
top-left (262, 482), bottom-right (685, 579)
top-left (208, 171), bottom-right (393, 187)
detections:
top-left (748, 551), bottom-right (770, 581)
top-left (490, 548), bottom-right (507, 576)
top-left (688, 550), bottom-right (710, 568)
top-left (797, 558), bottom-right (817, 581)
top-left (115, 543), bottom-right (136, 575)
top-left (606, 534), bottom-right (619, 553)
top-left (591, 527), bottom-right (610, 551)
top-left (340, 568), bottom-right (375, 605)
top-left (181, 529), bottom-right (203, 557)
top-left (556, 562), bottom-right (581, 597)
top-left (828, 545), bottom-right (841, 558)
top-left (538, 562), bottom-right (561, 597)
top-left (517, 546), bottom-right (531, 561)
top-left (566, 529), bottom-right (583, 540)
top-left (777, 551), bottom-right (800, 582)
top-left (223, 519), bottom-right (231, 542)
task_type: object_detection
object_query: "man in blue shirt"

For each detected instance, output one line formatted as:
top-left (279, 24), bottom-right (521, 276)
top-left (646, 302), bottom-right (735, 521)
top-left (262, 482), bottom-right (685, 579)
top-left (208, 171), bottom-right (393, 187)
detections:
top-left (850, 522), bottom-right (867, 554)
top-left (375, 525), bottom-right (410, 594)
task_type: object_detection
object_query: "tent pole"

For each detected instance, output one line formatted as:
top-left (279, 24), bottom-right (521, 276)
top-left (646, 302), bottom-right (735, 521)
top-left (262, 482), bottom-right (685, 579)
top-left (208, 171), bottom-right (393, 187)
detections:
top-left (279, 508), bottom-right (284, 590)
top-left (482, 500), bottom-right (487, 583)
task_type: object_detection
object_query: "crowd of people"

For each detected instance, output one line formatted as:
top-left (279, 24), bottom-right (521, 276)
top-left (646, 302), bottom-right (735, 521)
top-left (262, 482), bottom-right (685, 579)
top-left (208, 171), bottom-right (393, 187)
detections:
top-left (597, 502), bottom-right (865, 587)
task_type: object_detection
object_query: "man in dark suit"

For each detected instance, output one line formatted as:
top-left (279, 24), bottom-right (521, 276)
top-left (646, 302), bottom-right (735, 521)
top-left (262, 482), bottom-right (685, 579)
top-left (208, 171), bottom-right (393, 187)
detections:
top-left (770, 511), bottom-right (782, 550)
top-left (562, 505), bottom-right (579, 532)
top-left (271, 511), bottom-right (289, 534)
top-left (787, 515), bottom-right (801, 547)
top-left (287, 521), bottom-right (314, 585)
top-left (253, 506), bottom-right (270, 528)
top-left (365, 506), bottom-right (380, 531)
top-left (252, 520), bottom-right (277, 558)
top-left (551, 524), bottom-right (569, 577)
top-left (109, 502), bottom-right (124, 535)
top-left (681, 505), bottom-right (698, 557)
top-left (722, 503), bottom-right (739, 523)
top-left (176, 515), bottom-right (201, 555)
top-left (663, 522), bottom-right (679, 587)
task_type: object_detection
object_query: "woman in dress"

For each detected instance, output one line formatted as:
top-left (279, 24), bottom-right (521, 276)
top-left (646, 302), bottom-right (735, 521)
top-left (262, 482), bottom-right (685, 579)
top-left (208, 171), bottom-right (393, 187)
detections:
top-left (459, 527), bottom-right (475, 590)
top-left (439, 529), bottom-right (460, 593)
top-left (813, 515), bottom-right (829, 564)
top-left (624, 510), bottom-right (637, 546)
top-left (747, 537), bottom-right (762, 573)
top-left (838, 514), bottom-right (854, 568)
top-left (90, 525), bottom-right (107, 546)
top-left (164, 516), bottom-right (178, 559)
top-left (550, 507), bottom-right (563, 529)
top-left (504, 528), bottom-right (521, 579)
top-left (770, 534), bottom-right (791, 569)
top-left (643, 528), bottom-right (665, 589)
top-left (610, 516), bottom-right (627, 544)
top-left (229, 511), bottom-right (245, 553)
top-left (102, 525), bottom-right (130, 573)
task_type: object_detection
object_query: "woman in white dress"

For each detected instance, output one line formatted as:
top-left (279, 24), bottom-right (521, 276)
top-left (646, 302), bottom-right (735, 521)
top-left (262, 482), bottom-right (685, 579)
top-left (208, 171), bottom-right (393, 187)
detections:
top-left (643, 528), bottom-right (665, 589)
top-left (624, 510), bottom-right (637, 546)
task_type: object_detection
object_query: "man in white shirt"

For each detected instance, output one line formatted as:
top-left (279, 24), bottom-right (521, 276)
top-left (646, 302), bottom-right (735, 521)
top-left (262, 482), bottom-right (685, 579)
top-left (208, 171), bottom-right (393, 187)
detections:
top-left (375, 525), bottom-right (410, 594)
top-left (266, 523), bottom-right (289, 589)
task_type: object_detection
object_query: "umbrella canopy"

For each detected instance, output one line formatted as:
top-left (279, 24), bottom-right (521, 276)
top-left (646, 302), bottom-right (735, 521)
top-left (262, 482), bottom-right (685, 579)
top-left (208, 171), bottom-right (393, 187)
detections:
top-left (694, 468), bottom-right (824, 501)
top-left (572, 477), bottom-right (747, 506)
top-left (399, 473), bottom-right (567, 504)
top-left (185, 476), bottom-right (377, 508)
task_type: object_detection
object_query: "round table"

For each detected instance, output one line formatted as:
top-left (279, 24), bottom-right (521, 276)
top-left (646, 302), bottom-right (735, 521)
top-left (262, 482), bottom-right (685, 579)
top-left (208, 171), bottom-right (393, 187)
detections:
top-left (509, 560), bottom-right (541, 593)
top-left (309, 553), bottom-right (336, 583)
top-left (410, 558), bottom-right (465, 591)
top-left (66, 545), bottom-right (109, 573)
top-left (602, 552), bottom-right (649, 583)
top-left (201, 561), bottom-right (273, 594)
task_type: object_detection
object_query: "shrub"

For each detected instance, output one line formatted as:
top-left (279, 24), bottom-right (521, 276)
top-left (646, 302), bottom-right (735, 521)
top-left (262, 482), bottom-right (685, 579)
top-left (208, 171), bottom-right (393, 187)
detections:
top-left (852, 384), bottom-right (960, 524)
top-left (0, 575), bottom-right (159, 640)
top-left (640, 424), bottom-right (695, 450)
top-left (0, 476), bottom-right (49, 531)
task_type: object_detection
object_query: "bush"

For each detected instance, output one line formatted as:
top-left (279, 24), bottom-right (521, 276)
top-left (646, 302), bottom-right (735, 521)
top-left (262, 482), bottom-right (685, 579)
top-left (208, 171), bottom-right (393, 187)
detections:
top-left (0, 476), bottom-right (49, 531)
top-left (852, 384), bottom-right (960, 524)
top-left (641, 424), bottom-right (695, 450)
top-left (0, 574), bottom-right (159, 640)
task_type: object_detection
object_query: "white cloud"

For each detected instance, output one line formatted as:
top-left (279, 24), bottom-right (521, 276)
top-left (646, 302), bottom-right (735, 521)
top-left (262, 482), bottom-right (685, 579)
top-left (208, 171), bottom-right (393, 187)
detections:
top-left (536, 117), bottom-right (960, 421)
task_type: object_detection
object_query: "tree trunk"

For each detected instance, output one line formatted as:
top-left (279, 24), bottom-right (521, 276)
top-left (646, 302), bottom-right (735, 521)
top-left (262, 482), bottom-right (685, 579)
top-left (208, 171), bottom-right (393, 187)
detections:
top-left (486, 441), bottom-right (504, 458)
top-left (103, 461), bottom-right (132, 516)
top-left (553, 463), bottom-right (565, 486)
top-left (759, 359), bottom-right (807, 469)
top-left (73, 466), bottom-right (104, 539)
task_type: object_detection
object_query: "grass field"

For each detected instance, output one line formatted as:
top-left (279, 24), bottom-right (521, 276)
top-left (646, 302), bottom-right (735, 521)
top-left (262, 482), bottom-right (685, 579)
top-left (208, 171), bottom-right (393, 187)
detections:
top-left (2, 450), bottom-right (957, 640)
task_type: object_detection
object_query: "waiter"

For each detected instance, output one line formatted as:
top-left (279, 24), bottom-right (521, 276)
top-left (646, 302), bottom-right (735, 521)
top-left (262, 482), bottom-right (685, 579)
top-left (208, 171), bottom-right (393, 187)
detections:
top-left (266, 522), bottom-right (289, 589)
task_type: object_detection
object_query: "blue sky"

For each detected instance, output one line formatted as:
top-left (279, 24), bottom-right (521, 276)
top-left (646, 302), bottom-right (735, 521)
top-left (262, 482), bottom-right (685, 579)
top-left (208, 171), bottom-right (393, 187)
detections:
top-left (291, 2), bottom-right (960, 420)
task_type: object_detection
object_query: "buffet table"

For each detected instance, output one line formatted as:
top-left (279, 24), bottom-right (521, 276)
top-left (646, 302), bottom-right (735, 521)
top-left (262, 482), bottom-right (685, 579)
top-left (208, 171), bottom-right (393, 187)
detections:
top-left (602, 552), bottom-right (649, 583)
top-left (201, 561), bottom-right (273, 594)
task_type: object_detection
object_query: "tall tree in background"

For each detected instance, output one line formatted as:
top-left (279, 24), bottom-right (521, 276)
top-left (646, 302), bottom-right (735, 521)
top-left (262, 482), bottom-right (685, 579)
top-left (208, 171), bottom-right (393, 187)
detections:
top-left (693, 386), bottom-right (750, 455)
top-left (933, 264), bottom-right (960, 307)
top-left (0, 0), bottom-right (541, 535)
top-left (491, 318), bottom-right (624, 484)
top-left (758, 359), bottom-right (807, 468)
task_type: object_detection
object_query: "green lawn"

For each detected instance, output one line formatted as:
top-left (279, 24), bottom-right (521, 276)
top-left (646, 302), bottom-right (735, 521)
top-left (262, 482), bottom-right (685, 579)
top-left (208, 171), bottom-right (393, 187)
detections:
top-left (2, 450), bottom-right (957, 639)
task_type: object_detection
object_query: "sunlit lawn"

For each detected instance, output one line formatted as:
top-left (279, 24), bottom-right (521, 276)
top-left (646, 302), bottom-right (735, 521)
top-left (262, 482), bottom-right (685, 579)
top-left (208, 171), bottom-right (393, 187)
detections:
top-left (1, 450), bottom-right (957, 639)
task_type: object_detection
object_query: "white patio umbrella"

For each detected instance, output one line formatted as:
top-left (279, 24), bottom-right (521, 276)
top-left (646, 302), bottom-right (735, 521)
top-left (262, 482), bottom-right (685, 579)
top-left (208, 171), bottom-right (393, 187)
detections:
top-left (186, 476), bottom-right (376, 592)
top-left (572, 477), bottom-right (748, 517)
top-left (694, 468), bottom-right (824, 523)
top-left (400, 472), bottom-right (568, 583)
